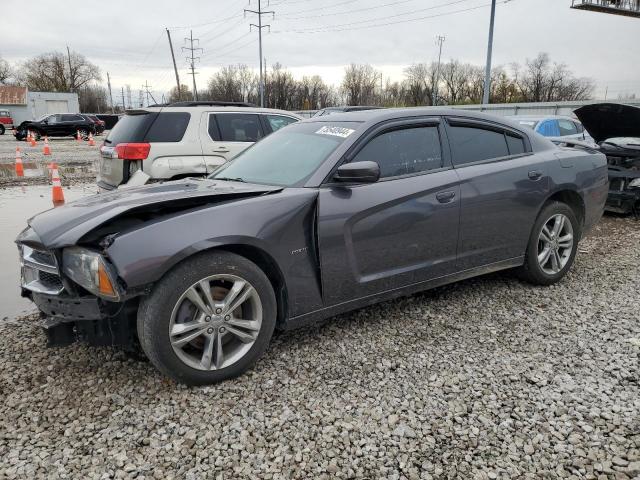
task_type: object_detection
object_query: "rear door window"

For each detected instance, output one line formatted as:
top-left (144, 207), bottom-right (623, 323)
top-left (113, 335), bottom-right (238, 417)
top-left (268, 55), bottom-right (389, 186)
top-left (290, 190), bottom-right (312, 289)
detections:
top-left (265, 114), bottom-right (298, 133)
top-left (448, 125), bottom-right (510, 165)
top-left (145, 112), bottom-right (190, 142)
top-left (506, 134), bottom-right (526, 155)
top-left (216, 114), bottom-right (264, 142)
top-left (537, 120), bottom-right (560, 137)
top-left (558, 119), bottom-right (578, 136)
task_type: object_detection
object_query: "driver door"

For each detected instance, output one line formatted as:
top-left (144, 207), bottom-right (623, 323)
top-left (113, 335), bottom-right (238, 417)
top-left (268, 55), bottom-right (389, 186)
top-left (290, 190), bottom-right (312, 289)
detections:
top-left (317, 118), bottom-right (461, 306)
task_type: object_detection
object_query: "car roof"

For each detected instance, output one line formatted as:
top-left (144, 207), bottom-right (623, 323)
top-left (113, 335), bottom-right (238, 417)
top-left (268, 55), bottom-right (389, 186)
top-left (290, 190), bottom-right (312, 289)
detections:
top-left (135, 105), bottom-right (302, 118)
top-left (303, 107), bottom-right (529, 128)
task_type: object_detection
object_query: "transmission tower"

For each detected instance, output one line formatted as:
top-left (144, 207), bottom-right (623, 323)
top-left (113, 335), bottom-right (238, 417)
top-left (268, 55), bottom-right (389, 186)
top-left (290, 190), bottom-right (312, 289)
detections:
top-left (245, 0), bottom-right (275, 107)
top-left (182, 30), bottom-right (203, 101)
top-left (433, 35), bottom-right (446, 106)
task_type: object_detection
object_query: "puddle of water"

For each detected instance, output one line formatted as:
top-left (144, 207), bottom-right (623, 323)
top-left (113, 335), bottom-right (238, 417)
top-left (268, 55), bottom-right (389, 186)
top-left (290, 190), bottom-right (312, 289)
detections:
top-left (0, 184), bottom-right (96, 320)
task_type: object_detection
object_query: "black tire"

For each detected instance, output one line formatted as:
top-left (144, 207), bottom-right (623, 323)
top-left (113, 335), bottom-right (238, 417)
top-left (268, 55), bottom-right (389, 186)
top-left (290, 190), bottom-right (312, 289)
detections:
top-left (518, 201), bottom-right (580, 286)
top-left (137, 251), bottom-right (277, 386)
top-left (78, 128), bottom-right (89, 140)
top-left (0, 125), bottom-right (5, 135)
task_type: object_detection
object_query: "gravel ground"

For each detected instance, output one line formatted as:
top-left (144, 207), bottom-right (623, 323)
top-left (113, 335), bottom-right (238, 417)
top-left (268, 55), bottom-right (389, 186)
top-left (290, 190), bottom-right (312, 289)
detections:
top-left (1, 215), bottom-right (639, 479)
top-left (0, 133), bottom-right (101, 187)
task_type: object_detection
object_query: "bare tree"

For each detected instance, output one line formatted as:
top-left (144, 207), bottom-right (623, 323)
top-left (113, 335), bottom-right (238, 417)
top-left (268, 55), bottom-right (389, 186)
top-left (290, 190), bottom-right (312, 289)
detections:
top-left (403, 63), bottom-right (436, 106)
top-left (265, 63), bottom-right (298, 110)
top-left (0, 57), bottom-right (13, 85)
top-left (341, 64), bottom-right (379, 105)
top-left (18, 51), bottom-right (100, 92)
top-left (168, 84), bottom-right (193, 103)
top-left (440, 60), bottom-right (470, 105)
top-left (78, 84), bottom-right (109, 112)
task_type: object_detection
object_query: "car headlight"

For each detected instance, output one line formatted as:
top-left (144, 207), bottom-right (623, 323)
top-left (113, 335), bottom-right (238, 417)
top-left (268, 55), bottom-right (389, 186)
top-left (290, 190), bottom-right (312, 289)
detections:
top-left (62, 247), bottom-right (120, 301)
top-left (629, 178), bottom-right (640, 189)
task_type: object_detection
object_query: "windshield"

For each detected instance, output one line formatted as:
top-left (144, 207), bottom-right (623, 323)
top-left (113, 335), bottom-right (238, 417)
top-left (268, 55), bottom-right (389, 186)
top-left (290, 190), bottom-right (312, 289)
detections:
top-left (210, 121), bottom-right (360, 187)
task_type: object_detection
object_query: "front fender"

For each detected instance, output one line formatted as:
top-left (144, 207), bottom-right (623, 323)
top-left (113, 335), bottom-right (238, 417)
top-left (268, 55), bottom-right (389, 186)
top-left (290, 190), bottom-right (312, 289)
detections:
top-left (106, 188), bottom-right (323, 318)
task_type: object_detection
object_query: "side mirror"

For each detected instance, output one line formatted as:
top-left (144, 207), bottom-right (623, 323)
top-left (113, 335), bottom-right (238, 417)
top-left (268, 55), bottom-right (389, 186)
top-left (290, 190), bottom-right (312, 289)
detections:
top-left (333, 161), bottom-right (380, 184)
top-left (42, 119), bottom-right (48, 124)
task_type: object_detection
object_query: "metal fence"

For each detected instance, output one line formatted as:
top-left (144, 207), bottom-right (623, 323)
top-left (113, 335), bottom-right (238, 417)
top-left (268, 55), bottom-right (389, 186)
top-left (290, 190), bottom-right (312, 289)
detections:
top-left (571, 0), bottom-right (640, 18)
top-left (294, 99), bottom-right (640, 119)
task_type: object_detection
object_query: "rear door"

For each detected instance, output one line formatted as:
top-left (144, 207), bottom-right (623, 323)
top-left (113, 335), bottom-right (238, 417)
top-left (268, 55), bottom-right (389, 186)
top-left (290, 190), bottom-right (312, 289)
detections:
top-left (445, 117), bottom-right (549, 270)
top-left (262, 114), bottom-right (299, 134)
top-left (317, 118), bottom-right (461, 306)
top-left (200, 113), bottom-right (265, 170)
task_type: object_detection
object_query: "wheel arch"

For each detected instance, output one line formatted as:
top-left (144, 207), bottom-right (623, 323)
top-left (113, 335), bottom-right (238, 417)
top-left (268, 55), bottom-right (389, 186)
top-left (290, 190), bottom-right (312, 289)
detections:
top-left (543, 188), bottom-right (586, 231)
top-left (148, 241), bottom-right (289, 331)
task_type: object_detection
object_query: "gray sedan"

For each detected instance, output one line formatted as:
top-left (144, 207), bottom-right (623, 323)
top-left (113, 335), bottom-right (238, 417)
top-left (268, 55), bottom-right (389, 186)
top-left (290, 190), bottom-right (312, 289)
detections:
top-left (17, 108), bottom-right (609, 385)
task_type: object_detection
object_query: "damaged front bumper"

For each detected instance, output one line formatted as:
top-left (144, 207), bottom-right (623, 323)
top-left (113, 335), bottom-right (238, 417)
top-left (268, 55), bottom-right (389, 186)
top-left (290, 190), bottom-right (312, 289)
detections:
top-left (29, 291), bottom-right (138, 348)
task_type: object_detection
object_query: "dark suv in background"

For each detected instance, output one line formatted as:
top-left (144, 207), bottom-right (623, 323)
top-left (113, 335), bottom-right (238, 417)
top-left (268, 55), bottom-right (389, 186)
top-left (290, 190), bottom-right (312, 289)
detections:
top-left (81, 114), bottom-right (106, 135)
top-left (14, 113), bottom-right (96, 140)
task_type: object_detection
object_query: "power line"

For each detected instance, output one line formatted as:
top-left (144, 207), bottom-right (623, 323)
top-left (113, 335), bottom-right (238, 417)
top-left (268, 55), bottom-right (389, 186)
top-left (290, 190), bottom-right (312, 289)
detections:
top-left (245, 0), bottom-right (275, 107)
top-left (280, 0), bottom-right (419, 19)
top-left (274, 1), bottom-right (510, 33)
top-left (182, 30), bottom-right (203, 100)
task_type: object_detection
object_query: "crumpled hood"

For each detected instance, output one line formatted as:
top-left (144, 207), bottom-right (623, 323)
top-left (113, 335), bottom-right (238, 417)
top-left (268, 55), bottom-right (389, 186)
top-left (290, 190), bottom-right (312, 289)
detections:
top-left (28, 178), bottom-right (282, 248)
top-left (574, 103), bottom-right (640, 143)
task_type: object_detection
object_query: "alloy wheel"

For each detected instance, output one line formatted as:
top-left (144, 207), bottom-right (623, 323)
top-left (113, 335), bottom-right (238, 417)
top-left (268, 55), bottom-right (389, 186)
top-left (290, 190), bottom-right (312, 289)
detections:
top-left (537, 213), bottom-right (574, 275)
top-left (169, 274), bottom-right (263, 371)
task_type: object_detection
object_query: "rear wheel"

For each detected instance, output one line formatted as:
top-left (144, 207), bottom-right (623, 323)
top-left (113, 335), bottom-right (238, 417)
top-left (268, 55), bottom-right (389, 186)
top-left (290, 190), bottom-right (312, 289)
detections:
top-left (78, 128), bottom-right (89, 140)
top-left (518, 202), bottom-right (580, 285)
top-left (137, 251), bottom-right (277, 385)
top-left (0, 125), bottom-right (5, 135)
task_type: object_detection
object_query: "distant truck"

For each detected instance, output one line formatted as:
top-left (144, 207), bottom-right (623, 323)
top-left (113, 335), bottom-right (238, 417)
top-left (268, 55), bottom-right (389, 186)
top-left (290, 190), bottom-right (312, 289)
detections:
top-left (0, 109), bottom-right (14, 135)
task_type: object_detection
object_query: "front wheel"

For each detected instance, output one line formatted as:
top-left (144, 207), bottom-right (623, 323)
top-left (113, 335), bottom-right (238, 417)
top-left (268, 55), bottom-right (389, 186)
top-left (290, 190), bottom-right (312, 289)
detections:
top-left (137, 251), bottom-right (277, 385)
top-left (0, 125), bottom-right (5, 135)
top-left (518, 202), bottom-right (580, 285)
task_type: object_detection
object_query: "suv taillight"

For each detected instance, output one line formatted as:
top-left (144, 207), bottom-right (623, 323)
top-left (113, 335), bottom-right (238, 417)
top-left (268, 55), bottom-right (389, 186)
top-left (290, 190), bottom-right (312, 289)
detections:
top-left (115, 143), bottom-right (150, 160)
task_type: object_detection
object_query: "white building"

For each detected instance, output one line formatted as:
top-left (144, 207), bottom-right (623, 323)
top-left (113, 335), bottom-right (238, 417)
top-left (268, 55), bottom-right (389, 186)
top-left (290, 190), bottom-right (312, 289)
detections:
top-left (0, 86), bottom-right (80, 125)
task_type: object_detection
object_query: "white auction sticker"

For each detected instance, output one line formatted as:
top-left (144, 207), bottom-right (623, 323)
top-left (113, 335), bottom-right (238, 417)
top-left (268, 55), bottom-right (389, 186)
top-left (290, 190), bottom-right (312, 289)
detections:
top-left (315, 126), bottom-right (355, 138)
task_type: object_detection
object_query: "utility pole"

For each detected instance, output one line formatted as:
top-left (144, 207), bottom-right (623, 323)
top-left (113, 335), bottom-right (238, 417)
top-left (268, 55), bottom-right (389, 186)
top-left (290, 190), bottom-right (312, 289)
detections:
top-left (143, 81), bottom-right (153, 106)
top-left (433, 35), bottom-right (445, 106)
top-left (106, 72), bottom-right (114, 113)
top-left (166, 28), bottom-right (182, 101)
top-left (482, 0), bottom-right (497, 105)
top-left (182, 30), bottom-right (202, 101)
top-left (245, 0), bottom-right (275, 107)
top-left (138, 90), bottom-right (144, 108)
top-left (66, 45), bottom-right (75, 92)
top-left (121, 87), bottom-right (126, 112)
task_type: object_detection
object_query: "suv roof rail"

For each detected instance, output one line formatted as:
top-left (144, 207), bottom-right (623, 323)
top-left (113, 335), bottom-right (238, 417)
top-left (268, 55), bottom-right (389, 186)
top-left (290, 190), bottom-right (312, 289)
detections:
top-left (167, 101), bottom-right (256, 108)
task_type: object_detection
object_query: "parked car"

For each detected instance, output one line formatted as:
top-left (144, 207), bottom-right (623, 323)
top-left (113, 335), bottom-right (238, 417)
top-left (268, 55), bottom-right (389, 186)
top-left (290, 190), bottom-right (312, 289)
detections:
top-left (96, 114), bottom-right (122, 130)
top-left (572, 103), bottom-right (640, 215)
top-left (0, 109), bottom-right (14, 135)
top-left (312, 106), bottom-right (384, 117)
top-left (14, 113), bottom-right (96, 141)
top-left (508, 115), bottom-right (596, 147)
top-left (97, 101), bottom-right (301, 192)
top-left (82, 114), bottom-right (106, 135)
top-left (17, 108), bottom-right (608, 385)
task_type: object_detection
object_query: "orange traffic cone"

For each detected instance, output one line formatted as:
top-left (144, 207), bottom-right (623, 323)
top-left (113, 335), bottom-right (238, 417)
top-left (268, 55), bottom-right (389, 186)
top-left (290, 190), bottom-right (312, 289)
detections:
top-left (29, 131), bottom-right (37, 147)
top-left (15, 147), bottom-right (24, 177)
top-left (51, 163), bottom-right (65, 206)
top-left (76, 130), bottom-right (82, 142)
top-left (88, 132), bottom-right (95, 146)
top-left (43, 136), bottom-right (51, 155)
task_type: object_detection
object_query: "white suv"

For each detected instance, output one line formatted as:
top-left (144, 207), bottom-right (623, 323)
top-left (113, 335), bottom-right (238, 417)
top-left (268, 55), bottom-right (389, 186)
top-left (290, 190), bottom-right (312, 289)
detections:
top-left (97, 102), bottom-right (301, 191)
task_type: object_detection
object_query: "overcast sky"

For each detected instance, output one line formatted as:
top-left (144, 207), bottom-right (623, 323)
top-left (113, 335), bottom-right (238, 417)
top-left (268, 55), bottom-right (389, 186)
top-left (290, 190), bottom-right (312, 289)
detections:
top-left (1, 0), bottom-right (639, 101)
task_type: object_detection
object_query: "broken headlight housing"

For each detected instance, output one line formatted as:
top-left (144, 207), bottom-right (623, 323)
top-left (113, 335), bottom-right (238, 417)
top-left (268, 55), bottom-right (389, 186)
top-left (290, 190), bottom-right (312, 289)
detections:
top-left (62, 247), bottom-right (121, 301)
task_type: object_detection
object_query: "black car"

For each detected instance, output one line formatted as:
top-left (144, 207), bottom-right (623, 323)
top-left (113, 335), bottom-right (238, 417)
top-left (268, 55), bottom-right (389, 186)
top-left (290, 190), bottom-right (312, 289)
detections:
top-left (81, 114), bottom-right (106, 135)
top-left (14, 113), bottom-right (96, 141)
top-left (16, 108), bottom-right (608, 385)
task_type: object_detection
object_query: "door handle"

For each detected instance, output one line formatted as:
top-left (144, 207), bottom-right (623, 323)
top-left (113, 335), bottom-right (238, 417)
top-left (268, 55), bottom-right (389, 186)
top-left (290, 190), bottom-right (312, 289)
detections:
top-left (436, 191), bottom-right (456, 203)
top-left (213, 147), bottom-right (229, 153)
top-left (528, 170), bottom-right (543, 181)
